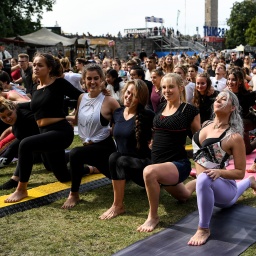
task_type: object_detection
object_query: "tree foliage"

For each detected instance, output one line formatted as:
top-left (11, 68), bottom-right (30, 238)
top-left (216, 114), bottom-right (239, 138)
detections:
top-left (225, 0), bottom-right (256, 49)
top-left (0, 0), bottom-right (56, 37)
top-left (245, 17), bottom-right (256, 46)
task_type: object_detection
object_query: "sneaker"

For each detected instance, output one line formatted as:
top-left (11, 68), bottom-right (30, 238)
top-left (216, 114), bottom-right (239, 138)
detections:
top-left (0, 157), bottom-right (8, 168)
top-left (0, 179), bottom-right (18, 190)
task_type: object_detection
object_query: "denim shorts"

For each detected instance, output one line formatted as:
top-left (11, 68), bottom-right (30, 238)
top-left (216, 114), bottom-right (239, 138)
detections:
top-left (160, 158), bottom-right (191, 186)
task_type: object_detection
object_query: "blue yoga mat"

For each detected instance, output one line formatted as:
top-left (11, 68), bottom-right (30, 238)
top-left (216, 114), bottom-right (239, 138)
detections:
top-left (113, 204), bottom-right (256, 256)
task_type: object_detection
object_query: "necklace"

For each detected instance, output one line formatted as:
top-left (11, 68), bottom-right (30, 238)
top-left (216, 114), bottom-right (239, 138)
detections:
top-left (213, 123), bottom-right (229, 129)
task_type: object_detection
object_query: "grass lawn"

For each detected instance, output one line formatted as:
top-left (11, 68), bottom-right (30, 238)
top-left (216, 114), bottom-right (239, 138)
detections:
top-left (0, 136), bottom-right (255, 256)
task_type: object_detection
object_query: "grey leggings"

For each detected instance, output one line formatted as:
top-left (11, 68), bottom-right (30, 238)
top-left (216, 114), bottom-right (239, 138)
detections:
top-left (196, 172), bottom-right (251, 228)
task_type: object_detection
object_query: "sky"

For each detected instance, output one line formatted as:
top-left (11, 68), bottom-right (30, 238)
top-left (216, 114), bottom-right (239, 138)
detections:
top-left (40, 0), bottom-right (243, 37)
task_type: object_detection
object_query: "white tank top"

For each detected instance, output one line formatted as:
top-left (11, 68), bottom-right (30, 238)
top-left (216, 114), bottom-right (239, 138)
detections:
top-left (78, 93), bottom-right (110, 143)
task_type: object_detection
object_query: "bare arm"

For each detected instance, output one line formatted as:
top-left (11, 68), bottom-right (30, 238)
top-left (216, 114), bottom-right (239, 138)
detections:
top-left (190, 114), bottom-right (201, 135)
top-left (204, 134), bottom-right (246, 180)
top-left (0, 127), bottom-right (12, 140)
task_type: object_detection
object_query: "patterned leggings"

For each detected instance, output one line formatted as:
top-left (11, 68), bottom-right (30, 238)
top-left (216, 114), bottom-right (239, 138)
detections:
top-left (196, 172), bottom-right (251, 228)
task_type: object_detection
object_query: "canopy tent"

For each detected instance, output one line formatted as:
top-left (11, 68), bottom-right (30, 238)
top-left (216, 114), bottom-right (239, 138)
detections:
top-left (14, 27), bottom-right (78, 46)
top-left (235, 44), bottom-right (244, 52)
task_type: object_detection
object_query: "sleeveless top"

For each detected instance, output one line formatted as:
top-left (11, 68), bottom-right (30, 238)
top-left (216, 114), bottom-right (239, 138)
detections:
top-left (192, 123), bottom-right (230, 169)
top-left (78, 93), bottom-right (110, 143)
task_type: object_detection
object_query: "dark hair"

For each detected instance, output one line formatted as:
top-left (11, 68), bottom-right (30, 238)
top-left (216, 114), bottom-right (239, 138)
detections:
top-left (193, 72), bottom-right (212, 107)
top-left (147, 55), bottom-right (156, 63)
top-left (188, 64), bottom-right (198, 72)
top-left (151, 69), bottom-right (164, 77)
top-left (0, 81), bottom-right (4, 92)
top-left (106, 69), bottom-right (122, 93)
top-left (75, 58), bottom-right (87, 65)
top-left (82, 63), bottom-right (105, 81)
top-left (0, 70), bottom-right (11, 84)
top-left (33, 53), bottom-right (63, 77)
top-left (130, 66), bottom-right (145, 80)
top-left (228, 67), bottom-right (248, 95)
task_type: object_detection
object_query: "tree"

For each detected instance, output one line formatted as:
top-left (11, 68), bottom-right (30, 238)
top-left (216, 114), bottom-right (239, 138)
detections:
top-left (245, 17), bottom-right (256, 46)
top-left (225, 0), bottom-right (256, 49)
top-left (0, 0), bottom-right (56, 37)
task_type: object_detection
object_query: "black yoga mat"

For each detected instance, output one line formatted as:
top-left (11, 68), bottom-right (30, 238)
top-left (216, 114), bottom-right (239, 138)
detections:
top-left (113, 204), bottom-right (256, 256)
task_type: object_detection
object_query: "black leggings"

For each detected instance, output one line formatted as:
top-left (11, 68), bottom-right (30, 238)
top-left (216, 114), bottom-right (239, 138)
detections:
top-left (17, 120), bottom-right (73, 183)
top-left (70, 135), bottom-right (116, 192)
top-left (243, 118), bottom-right (256, 155)
top-left (109, 152), bottom-right (151, 187)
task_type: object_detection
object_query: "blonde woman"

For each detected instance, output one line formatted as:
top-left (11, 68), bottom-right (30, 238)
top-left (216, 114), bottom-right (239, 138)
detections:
top-left (138, 73), bottom-right (200, 232)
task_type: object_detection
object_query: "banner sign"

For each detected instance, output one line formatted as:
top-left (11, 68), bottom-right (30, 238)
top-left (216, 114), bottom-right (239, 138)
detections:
top-left (145, 16), bottom-right (164, 23)
top-left (203, 26), bottom-right (226, 37)
top-left (124, 28), bottom-right (152, 34)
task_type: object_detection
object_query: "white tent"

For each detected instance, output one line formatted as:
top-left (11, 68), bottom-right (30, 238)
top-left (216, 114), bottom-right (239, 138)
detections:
top-left (15, 27), bottom-right (78, 46)
top-left (235, 44), bottom-right (244, 52)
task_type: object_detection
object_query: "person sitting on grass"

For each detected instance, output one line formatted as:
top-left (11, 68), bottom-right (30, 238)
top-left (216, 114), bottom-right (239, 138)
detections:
top-left (99, 79), bottom-right (155, 219)
top-left (137, 73), bottom-right (201, 233)
top-left (188, 90), bottom-right (256, 246)
top-left (0, 97), bottom-right (41, 189)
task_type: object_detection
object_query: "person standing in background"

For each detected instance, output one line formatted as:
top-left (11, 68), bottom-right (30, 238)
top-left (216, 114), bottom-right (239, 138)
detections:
top-left (14, 54), bottom-right (33, 98)
top-left (0, 43), bottom-right (12, 68)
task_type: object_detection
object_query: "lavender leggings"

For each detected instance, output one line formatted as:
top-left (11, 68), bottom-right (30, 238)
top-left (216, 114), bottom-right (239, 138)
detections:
top-left (196, 172), bottom-right (251, 228)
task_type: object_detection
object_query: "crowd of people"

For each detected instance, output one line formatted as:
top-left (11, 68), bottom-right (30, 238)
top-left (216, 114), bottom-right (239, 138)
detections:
top-left (0, 43), bottom-right (256, 246)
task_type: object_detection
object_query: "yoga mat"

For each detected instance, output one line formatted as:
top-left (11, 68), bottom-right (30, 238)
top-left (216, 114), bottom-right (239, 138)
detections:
top-left (113, 204), bottom-right (256, 256)
top-left (190, 149), bottom-right (256, 179)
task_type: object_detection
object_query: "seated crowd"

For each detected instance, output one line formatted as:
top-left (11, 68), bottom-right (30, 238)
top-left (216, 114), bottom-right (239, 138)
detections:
top-left (0, 48), bottom-right (255, 246)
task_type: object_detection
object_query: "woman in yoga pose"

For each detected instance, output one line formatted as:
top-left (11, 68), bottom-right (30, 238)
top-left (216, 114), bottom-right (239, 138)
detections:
top-left (188, 90), bottom-right (256, 246)
top-left (137, 73), bottom-right (201, 232)
top-left (4, 53), bottom-right (83, 202)
top-left (62, 64), bottom-right (120, 209)
top-left (99, 79), bottom-right (154, 219)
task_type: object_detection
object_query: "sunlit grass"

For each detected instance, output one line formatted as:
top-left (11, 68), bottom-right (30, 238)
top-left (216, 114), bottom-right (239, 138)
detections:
top-left (0, 136), bottom-right (255, 255)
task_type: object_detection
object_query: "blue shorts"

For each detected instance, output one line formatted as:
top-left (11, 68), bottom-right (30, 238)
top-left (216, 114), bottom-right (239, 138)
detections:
top-left (160, 158), bottom-right (191, 186)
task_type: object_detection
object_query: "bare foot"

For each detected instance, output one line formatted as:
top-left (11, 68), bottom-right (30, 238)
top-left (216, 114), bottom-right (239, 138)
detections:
top-left (188, 228), bottom-right (210, 246)
top-left (137, 216), bottom-right (159, 232)
top-left (247, 163), bottom-right (256, 173)
top-left (249, 175), bottom-right (256, 195)
top-left (88, 166), bottom-right (100, 174)
top-left (4, 189), bottom-right (28, 203)
top-left (99, 205), bottom-right (125, 220)
top-left (61, 192), bottom-right (80, 209)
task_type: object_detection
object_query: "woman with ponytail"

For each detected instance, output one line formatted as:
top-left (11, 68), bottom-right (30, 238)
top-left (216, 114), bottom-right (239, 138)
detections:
top-left (100, 79), bottom-right (155, 219)
top-left (4, 53), bottom-right (83, 203)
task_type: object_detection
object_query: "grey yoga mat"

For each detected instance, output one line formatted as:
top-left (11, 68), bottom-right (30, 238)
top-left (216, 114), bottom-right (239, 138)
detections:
top-left (113, 204), bottom-right (256, 256)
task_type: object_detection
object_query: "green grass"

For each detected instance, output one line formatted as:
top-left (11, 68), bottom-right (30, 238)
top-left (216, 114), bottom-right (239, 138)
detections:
top-left (0, 136), bottom-right (255, 256)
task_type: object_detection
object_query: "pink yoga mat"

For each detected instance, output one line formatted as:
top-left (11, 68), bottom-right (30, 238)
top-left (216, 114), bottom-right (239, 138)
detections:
top-left (190, 150), bottom-right (256, 180)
